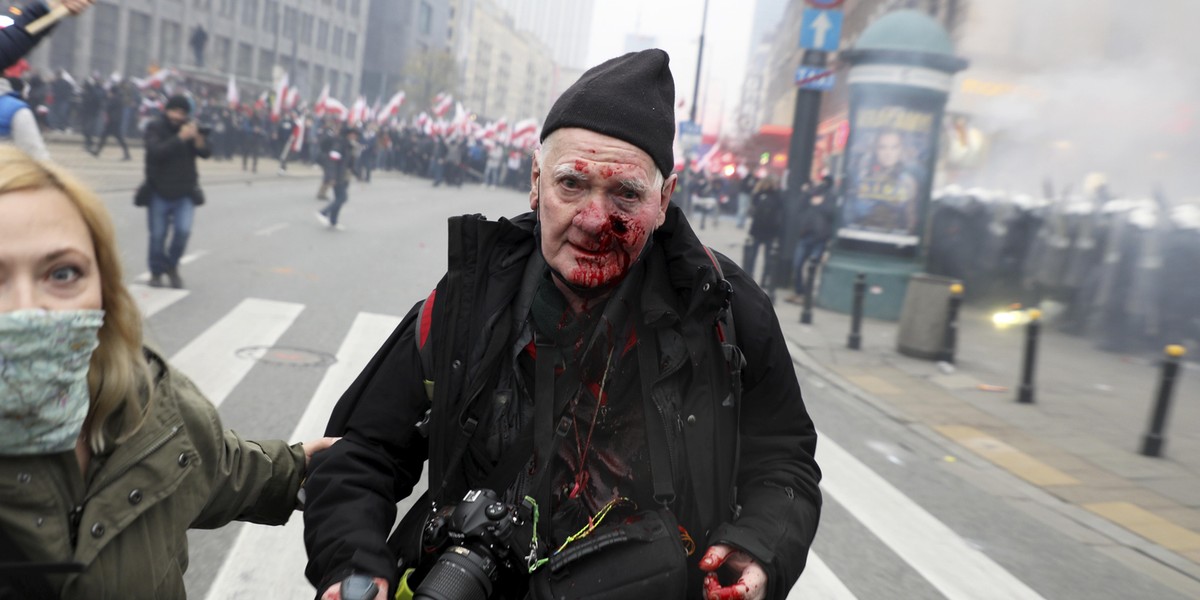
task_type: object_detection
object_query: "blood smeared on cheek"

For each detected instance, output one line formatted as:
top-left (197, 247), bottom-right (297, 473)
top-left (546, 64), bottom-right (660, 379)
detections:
top-left (566, 211), bottom-right (648, 288)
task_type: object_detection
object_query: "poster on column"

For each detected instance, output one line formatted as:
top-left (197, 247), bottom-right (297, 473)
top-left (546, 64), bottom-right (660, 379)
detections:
top-left (839, 102), bottom-right (938, 247)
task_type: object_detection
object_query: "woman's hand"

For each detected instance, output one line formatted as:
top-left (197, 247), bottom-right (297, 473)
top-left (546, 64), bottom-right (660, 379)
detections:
top-left (302, 437), bottom-right (339, 468)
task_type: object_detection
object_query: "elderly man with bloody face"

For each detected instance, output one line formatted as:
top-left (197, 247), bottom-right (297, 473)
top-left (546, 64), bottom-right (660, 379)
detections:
top-left (303, 50), bottom-right (822, 600)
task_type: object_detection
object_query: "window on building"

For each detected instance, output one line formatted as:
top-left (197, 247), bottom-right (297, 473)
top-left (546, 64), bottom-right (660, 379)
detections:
top-left (331, 26), bottom-right (343, 55)
top-left (346, 32), bottom-right (356, 59)
top-left (418, 2), bottom-right (432, 35)
top-left (237, 42), bottom-right (254, 78)
top-left (301, 13), bottom-right (314, 44)
top-left (258, 48), bottom-right (275, 81)
top-left (48, 17), bottom-right (78, 73)
top-left (216, 36), bottom-right (232, 73)
top-left (317, 20), bottom-right (329, 49)
top-left (89, 2), bottom-right (118, 75)
top-left (283, 6), bottom-right (297, 39)
top-left (350, 0), bottom-right (360, 16)
top-left (313, 65), bottom-right (325, 92)
top-left (328, 70), bottom-right (340, 98)
top-left (218, 0), bottom-right (236, 18)
top-left (337, 0), bottom-right (346, 11)
top-left (160, 20), bottom-right (182, 67)
top-left (297, 59), bottom-right (309, 90)
top-left (242, 0), bottom-right (257, 27)
top-left (125, 11), bottom-right (152, 77)
top-left (263, 0), bottom-right (279, 33)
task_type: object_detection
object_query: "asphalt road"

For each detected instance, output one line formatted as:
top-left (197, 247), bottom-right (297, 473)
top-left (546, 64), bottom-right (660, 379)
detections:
top-left (56, 145), bottom-right (1195, 599)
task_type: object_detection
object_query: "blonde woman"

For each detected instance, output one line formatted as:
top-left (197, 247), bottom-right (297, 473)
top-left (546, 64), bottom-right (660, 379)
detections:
top-left (0, 147), bottom-right (334, 599)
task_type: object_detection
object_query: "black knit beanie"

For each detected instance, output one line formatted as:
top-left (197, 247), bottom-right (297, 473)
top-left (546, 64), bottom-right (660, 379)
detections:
top-left (540, 49), bottom-right (676, 178)
top-left (165, 95), bottom-right (191, 113)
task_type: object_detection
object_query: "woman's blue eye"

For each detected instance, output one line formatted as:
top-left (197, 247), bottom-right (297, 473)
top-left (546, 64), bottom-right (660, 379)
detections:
top-left (49, 266), bottom-right (82, 283)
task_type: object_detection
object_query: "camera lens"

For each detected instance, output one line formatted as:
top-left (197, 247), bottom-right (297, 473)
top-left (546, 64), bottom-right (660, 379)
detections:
top-left (413, 545), bottom-right (496, 600)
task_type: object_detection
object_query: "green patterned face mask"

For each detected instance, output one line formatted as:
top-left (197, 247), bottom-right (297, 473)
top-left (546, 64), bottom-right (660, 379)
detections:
top-left (0, 309), bottom-right (104, 455)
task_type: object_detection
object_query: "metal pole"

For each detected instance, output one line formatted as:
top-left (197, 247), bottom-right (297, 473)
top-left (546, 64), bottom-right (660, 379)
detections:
top-left (1017, 309), bottom-right (1041, 404)
top-left (940, 283), bottom-right (964, 363)
top-left (690, 0), bottom-right (710, 125)
top-left (1140, 345), bottom-right (1187, 457)
top-left (847, 273), bottom-right (865, 350)
top-left (772, 49), bottom-right (827, 295)
top-left (800, 260), bottom-right (817, 324)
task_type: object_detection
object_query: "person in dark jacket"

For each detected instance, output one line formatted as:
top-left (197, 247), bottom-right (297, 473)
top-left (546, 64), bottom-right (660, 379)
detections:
top-left (743, 174), bottom-right (783, 284)
top-left (303, 49), bottom-right (821, 600)
top-left (142, 94), bottom-right (210, 289)
top-left (315, 127), bottom-right (357, 230)
top-left (786, 175), bottom-right (837, 304)
top-left (88, 82), bottom-right (131, 160)
top-left (0, 1), bottom-right (94, 71)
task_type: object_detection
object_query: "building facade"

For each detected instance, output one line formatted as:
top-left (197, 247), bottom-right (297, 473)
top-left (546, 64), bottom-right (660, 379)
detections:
top-left (493, 0), bottom-right (593, 70)
top-left (27, 0), bottom-right (370, 101)
top-left (459, 0), bottom-right (555, 123)
top-left (360, 0), bottom-right (455, 102)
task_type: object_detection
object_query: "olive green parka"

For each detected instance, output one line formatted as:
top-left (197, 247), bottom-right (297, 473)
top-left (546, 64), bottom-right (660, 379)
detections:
top-left (0, 350), bottom-right (305, 599)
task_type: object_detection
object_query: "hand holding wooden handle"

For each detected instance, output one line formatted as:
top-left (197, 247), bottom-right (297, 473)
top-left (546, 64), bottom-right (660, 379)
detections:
top-left (25, 4), bottom-right (72, 36)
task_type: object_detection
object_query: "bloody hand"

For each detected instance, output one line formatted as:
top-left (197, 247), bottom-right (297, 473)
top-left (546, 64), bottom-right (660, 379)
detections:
top-left (699, 544), bottom-right (767, 600)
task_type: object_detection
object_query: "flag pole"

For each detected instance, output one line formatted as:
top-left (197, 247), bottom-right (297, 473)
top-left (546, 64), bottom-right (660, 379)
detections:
top-left (25, 3), bottom-right (70, 36)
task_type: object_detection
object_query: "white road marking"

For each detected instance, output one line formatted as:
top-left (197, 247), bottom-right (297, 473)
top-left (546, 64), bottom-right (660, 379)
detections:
top-left (788, 552), bottom-right (858, 599)
top-left (133, 250), bottom-right (209, 282)
top-left (204, 312), bottom-right (403, 600)
top-left (817, 432), bottom-right (1046, 599)
top-left (254, 222), bottom-right (290, 236)
top-left (169, 298), bottom-right (304, 406)
top-left (129, 286), bottom-right (189, 318)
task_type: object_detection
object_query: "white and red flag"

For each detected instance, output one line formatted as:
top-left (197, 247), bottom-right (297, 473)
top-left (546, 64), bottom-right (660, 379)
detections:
top-left (377, 91), bottom-right (406, 124)
top-left (313, 83), bottom-right (330, 117)
top-left (226, 74), bottom-right (239, 108)
top-left (348, 95), bottom-right (368, 126)
top-left (271, 72), bottom-right (290, 121)
top-left (432, 92), bottom-right (453, 118)
top-left (253, 91), bottom-right (269, 113)
top-left (323, 97), bottom-right (349, 121)
top-left (291, 118), bottom-right (306, 153)
top-left (509, 118), bottom-right (538, 147)
top-left (133, 68), bottom-right (175, 90)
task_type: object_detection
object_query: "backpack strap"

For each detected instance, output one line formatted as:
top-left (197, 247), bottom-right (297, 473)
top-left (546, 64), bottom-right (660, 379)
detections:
top-left (416, 289), bottom-right (437, 401)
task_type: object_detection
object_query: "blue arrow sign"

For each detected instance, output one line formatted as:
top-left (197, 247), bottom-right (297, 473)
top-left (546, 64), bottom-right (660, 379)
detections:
top-left (799, 8), bottom-right (843, 52)
top-left (795, 66), bottom-right (835, 91)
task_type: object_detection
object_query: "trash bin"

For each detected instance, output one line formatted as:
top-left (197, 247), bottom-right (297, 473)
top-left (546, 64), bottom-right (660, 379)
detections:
top-left (897, 273), bottom-right (961, 360)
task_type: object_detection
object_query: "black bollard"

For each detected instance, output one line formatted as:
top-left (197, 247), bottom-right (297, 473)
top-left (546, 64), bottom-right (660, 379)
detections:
top-left (800, 260), bottom-right (817, 324)
top-left (1140, 345), bottom-right (1187, 457)
top-left (847, 273), bottom-right (865, 350)
top-left (1016, 309), bottom-right (1041, 404)
top-left (939, 283), bottom-right (964, 363)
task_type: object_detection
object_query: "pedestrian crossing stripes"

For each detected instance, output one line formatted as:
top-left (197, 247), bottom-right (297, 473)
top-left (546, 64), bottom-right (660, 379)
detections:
top-left (156, 296), bottom-right (1050, 599)
top-left (814, 433), bottom-right (1046, 599)
top-left (204, 312), bottom-right (403, 600)
top-left (170, 298), bottom-right (304, 406)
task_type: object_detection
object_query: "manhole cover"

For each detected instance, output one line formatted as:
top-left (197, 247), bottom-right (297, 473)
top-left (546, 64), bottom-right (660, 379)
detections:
top-left (235, 346), bottom-right (336, 368)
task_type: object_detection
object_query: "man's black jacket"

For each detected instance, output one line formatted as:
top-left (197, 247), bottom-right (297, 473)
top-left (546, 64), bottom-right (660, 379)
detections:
top-left (143, 115), bottom-right (211, 200)
top-left (303, 205), bottom-right (822, 599)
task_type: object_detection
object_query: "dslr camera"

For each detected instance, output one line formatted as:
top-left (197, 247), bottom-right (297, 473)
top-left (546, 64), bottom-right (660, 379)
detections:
top-left (414, 489), bottom-right (535, 600)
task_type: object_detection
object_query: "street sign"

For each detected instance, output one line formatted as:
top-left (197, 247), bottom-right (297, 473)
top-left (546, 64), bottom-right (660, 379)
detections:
top-left (799, 8), bottom-right (843, 52)
top-left (795, 66), bottom-right (835, 91)
top-left (678, 120), bottom-right (702, 148)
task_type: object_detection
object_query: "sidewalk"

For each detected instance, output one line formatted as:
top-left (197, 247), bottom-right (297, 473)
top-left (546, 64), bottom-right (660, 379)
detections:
top-left (44, 132), bottom-right (323, 193)
top-left (692, 215), bottom-right (1200, 588)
